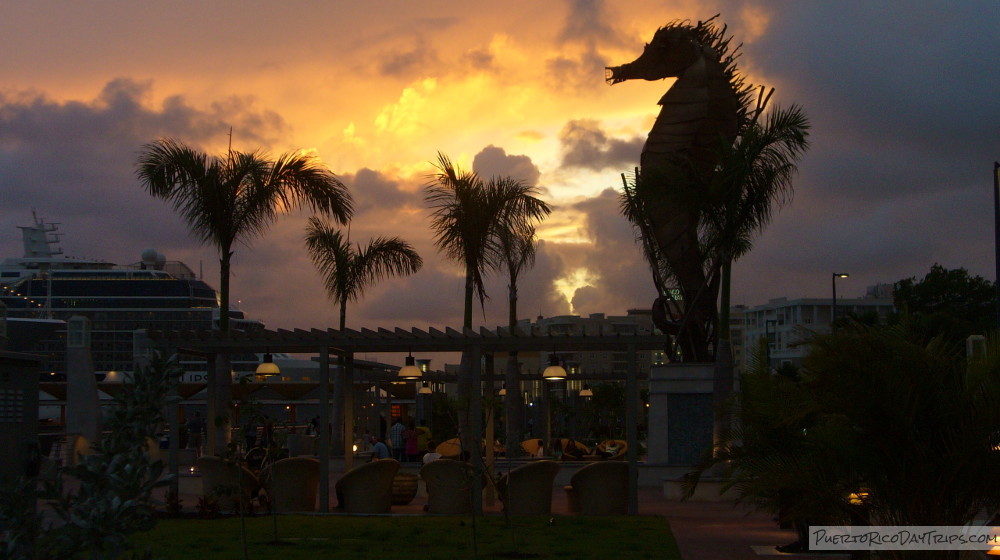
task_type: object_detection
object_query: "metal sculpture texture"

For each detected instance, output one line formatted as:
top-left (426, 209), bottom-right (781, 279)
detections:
top-left (608, 17), bottom-right (753, 362)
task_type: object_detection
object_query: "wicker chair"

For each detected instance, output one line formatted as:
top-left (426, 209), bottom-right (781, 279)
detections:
top-left (196, 455), bottom-right (260, 512)
top-left (335, 459), bottom-right (400, 513)
top-left (420, 458), bottom-right (477, 514)
top-left (496, 460), bottom-right (560, 514)
top-left (261, 457), bottom-right (320, 512)
top-left (564, 461), bottom-right (628, 515)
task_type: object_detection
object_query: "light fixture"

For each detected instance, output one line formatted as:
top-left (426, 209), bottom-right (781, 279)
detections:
top-left (542, 354), bottom-right (566, 381)
top-left (256, 352), bottom-right (280, 375)
top-left (498, 383), bottom-right (507, 397)
top-left (579, 384), bottom-right (593, 398)
top-left (399, 352), bottom-right (422, 379)
top-left (418, 381), bottom-right (432, 395)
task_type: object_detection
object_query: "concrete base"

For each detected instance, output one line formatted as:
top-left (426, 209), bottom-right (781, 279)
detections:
top-left (647, 363), bottom-right (715, 466)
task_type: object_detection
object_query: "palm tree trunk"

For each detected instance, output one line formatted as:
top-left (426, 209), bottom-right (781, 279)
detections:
top-left (504, 284), bottom-right (522, 457)
top-left (330, 301), bottom-right (348, 457)
top-left (209, 251), bottom-right (234, 454)
top-left (458, 269), bottom-right (475, 455)
top-left (712, 258), bottom-right (734, 453)
top-left (463, 270), bottom-right (474, 331)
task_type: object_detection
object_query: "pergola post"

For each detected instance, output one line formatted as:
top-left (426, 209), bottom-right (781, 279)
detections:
top-left (483, 352), bottom-right (495, 506)
top-left (318, 347), bottom-right (330, 511)
top-left (343, 352), bottom-right (355, 471)
top-left (470, 344), bottom-right (484, 514)
top-left (626, 343), bottom-right (639, 515)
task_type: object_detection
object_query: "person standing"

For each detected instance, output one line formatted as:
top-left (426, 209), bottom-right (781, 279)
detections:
top-left (187, 412), bottom-right (205, 456)
top-left (415, 422), bottom-right (432, 459)
top-left (388, 416), bottom-right (406, 462)
top-left (262, 414), bottom-right (275, 449)
top-left (404, 420), bottom-right (419, 462)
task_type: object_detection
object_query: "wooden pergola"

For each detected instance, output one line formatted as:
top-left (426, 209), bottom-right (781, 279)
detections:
top-left (146, 325), bottom-right (665, 514)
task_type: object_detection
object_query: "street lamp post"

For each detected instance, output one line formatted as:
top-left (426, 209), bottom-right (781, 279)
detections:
top-left (832, 273), bottom-right (849, 328)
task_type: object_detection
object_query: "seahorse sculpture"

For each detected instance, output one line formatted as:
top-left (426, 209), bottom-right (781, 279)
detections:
top-left (607, 17), bottom-right (751, 361)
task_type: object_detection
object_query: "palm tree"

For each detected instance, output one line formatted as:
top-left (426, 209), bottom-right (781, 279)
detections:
top-left (621, 99), bottom-right (809, 363)
top-left (424, 152), bottom-right (550, 479)
top-left (304, 216), bottom-right (422, 331)
top-left (424, 153), bottom-right (551, 331)
top-left (136, 138), bottom-right (353, 452)
top-left (498, 226), bottom-right (539, 456)
top-left (304, 217), bottom-right (423, 457)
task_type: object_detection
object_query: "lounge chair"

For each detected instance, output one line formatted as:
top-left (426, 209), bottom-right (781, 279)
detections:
top-left (335, 459), bottom-right (400, 513)
top-left (496, 460), bottom-right (560, 514)
top-left (196, 455), bottom-right (260, 512)
top-left (435, 438), bottom-right (463, 459)
top-left (261, 457), bottom-right (320, 512)
top-left (564, 461), bottom-right (628, 514)
top-left (520, 438), bottom-right (590, 459)
top-left (519, 438), bottom-right (543, 456)
top-left (596, 439), bottom-right (628, 461)
top-left (420, 458), bottom-right (477, 514)
top-left (70, 434), bottom-right (93, 467)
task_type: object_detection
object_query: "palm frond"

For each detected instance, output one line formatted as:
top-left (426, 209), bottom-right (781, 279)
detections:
top-left (424, 152), bottom-right (551, 323)
top-left (304, 216), bottom-right (422, 313)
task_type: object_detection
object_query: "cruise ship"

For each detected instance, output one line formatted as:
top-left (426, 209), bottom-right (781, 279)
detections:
top-left (1, 213), bottom-right (262, 379)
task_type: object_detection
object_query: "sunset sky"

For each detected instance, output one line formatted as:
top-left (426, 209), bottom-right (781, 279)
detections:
top-left (2, 1), bottom-right (999, 363)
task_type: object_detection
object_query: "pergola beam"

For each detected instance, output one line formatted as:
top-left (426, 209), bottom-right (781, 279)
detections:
top-left (144, 325), bottom-right (664, 514)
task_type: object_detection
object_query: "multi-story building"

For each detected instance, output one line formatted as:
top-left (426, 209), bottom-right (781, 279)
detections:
top-left (738, 286), bottom-right (895, 370)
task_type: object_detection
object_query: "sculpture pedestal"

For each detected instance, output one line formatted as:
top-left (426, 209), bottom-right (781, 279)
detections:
top-left (646, 363), bottom-right (714, 466)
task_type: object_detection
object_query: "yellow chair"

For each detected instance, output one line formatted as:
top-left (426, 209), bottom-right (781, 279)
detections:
top-left (597, 439), bottom-right (628, 461)
top-left (435, 438), bottom-right (463, 459)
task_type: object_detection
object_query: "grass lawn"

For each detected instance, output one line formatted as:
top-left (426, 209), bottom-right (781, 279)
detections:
top-left (131, 514), bottom-right (681, 559)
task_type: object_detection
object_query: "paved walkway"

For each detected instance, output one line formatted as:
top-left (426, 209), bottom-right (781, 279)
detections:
top-left (160, 463), bottom-right (820, 559)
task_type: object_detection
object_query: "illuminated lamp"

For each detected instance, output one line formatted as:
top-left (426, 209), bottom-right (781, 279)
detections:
top-left (256, 352), bottom-right (280, 376)
top-left (542, 355), bottom-right (566, 381)
top-left (399, 353), bottom-right (422, 379)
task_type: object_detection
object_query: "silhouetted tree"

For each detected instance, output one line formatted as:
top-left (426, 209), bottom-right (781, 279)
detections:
top-left (137, 138), bottom-right (352, 451)
top-left (893, 263), bottom-right (996, 343)
top-left (305, 217), bottom-right (422, 455)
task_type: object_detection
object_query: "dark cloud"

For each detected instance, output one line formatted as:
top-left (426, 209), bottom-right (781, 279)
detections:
top-left (377, 38), bottom-right (439, 77)
top-left (342, 167), bottom-right (422, 216)
top-left (0, 78), bottom-right (287, 266)
top-left (558, 0), bottom-right (620, 46)
top-left (558, 119), bottom-right (643, 171)
top-left (472, 145), bottom-right (541, 185)
top-left (544, 45), bottom-right (610, 93)
top-left (358, 266), bottom-right (465, 327)
top-left (720, 1), bottom-right (1000, 302)
top-left (569, 188), bottom-right (656, 315)
top-left (462, 47), bottom-right (495, 71)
